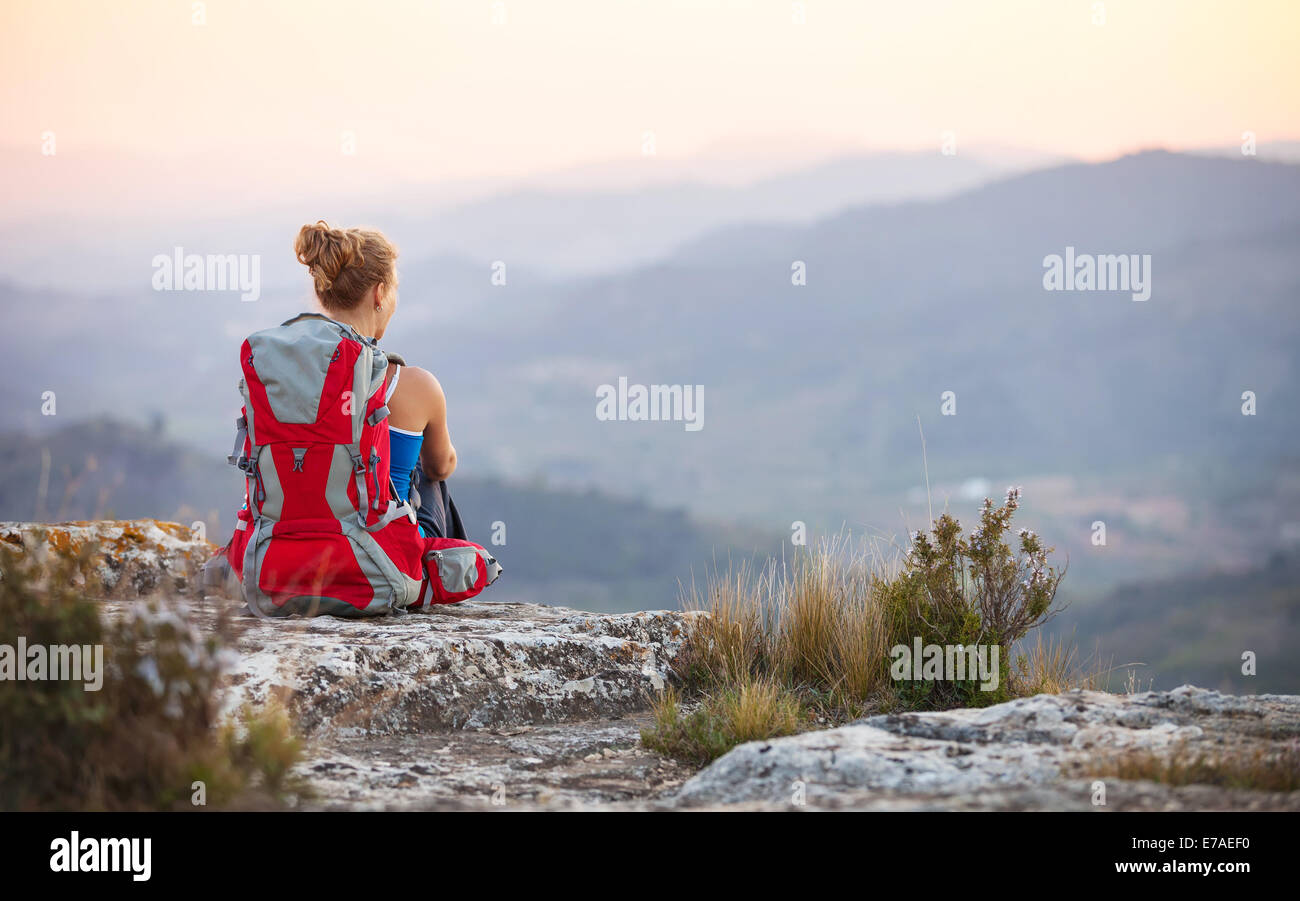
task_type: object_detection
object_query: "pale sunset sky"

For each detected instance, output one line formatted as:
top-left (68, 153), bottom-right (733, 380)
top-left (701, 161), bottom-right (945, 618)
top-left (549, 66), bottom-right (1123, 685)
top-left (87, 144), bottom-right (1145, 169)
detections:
top-left (1, 0), bottom-right (1297, 218)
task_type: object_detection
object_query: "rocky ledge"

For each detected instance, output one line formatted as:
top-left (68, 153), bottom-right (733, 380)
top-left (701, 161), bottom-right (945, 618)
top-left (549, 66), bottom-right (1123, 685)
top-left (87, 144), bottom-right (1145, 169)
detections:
top-left (675, 686), bottom-right (1300, 811)
top-left (193, 597), bottom-right (701, 810)
top-left (1, 520), bottom-right (700, 809)
top-left (217, 601), bottom-right (693, 735)
top-left (5, 521), bottom-right (1297, 810)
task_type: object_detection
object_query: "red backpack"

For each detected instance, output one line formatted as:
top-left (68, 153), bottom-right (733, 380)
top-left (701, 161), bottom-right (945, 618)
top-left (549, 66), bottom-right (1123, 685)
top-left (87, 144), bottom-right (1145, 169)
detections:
top-left (220, 312), bottom-right (500, 617)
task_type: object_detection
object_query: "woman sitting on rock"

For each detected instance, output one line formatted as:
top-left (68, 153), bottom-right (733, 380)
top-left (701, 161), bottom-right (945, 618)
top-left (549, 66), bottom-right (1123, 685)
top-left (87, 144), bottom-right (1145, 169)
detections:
top-left (211, 219), bottom-right (499, 617)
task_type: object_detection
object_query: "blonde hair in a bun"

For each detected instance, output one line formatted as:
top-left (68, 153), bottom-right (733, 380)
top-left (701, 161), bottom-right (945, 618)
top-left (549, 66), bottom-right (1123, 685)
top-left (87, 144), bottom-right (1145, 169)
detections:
top-left (294, 220), bottom-right (398, 310)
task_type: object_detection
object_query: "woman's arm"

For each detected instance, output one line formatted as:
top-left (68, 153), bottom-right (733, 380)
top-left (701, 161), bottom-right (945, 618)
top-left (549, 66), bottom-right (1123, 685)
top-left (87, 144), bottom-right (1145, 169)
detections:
top-left (387, 365), bottom-right (458, 481)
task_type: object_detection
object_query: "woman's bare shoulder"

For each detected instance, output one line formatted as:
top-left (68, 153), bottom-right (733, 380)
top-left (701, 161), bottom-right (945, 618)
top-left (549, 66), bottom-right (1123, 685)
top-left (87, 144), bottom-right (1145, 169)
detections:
top-left (393, 365), bottom-right (445, 402)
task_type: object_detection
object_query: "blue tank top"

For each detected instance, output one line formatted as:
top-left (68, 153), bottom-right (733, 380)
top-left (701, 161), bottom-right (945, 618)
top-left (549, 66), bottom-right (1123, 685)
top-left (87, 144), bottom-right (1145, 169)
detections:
top-left (389, 427), bottom-right (423, 504)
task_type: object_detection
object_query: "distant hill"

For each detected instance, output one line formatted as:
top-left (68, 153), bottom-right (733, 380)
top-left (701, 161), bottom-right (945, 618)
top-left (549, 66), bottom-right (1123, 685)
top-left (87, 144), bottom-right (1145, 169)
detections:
top-left (1049, 551), bottom-right (1300, 696)
top-left (0, 418), bottom-right (779, 613)
top-left (380, 150), bottom-right (1020, 277)
top-left (379, 151), bottom-right (1300, 505)
top-left (413, 151), bottom-right (1300, 593)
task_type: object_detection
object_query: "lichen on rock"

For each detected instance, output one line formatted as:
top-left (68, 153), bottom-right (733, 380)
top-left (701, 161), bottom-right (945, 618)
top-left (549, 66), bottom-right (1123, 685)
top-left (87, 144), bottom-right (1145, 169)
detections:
top-left (0, 519), bottom-right (213, 599)
top-left (210, 601), bottom-right (701, 735)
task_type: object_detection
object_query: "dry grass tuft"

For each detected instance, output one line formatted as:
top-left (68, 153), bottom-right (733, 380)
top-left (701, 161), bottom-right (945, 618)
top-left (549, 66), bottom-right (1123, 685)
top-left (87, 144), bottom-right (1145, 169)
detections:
top-left (1092, 741), bottom-right (1300, 792)
top-left (641, 679), bottom-right (805, 766)
top-left (1012, 631), bottom-right (1133, 695)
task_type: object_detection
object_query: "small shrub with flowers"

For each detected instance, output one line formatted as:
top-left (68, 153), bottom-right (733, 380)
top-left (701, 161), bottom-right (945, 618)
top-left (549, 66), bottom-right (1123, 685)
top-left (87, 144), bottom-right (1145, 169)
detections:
top-left (880, 487), bottom-right (1065, 707)
top-left (0, 540), bottom-right (305, 810)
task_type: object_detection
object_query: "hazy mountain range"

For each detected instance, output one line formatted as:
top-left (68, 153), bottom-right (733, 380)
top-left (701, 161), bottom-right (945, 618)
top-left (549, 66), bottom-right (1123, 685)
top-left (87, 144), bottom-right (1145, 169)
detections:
top-left (0, 146), bottom-right (1060, 291)
top-left (2, 149), bottom-right (1298, 607)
